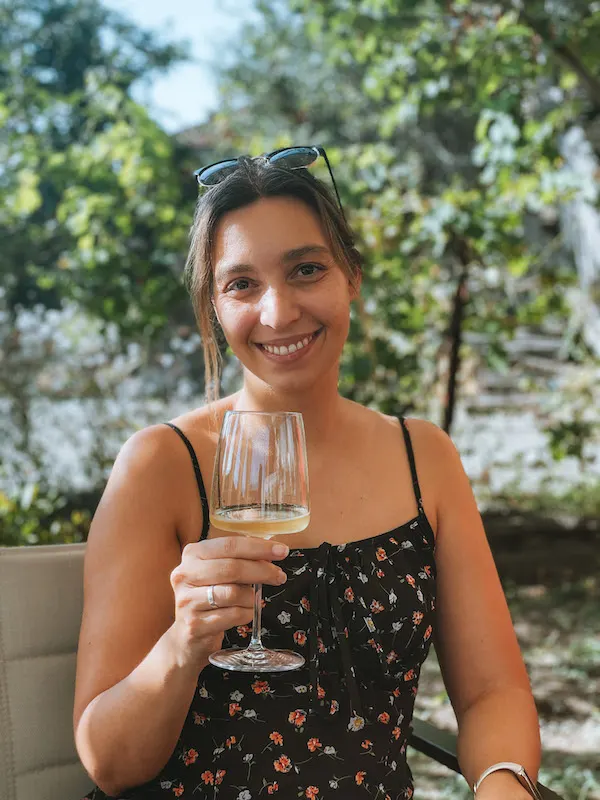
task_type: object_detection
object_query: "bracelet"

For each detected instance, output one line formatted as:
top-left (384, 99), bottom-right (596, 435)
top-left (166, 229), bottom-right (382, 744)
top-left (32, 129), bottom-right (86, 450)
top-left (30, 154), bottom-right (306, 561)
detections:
top-left (473, 762), bottom-right (542, 799)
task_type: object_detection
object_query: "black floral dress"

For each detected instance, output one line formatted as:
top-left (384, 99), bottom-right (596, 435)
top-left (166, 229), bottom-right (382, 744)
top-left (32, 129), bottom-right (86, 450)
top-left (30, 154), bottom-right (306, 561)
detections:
top-left (83, 418), bottom-right (436, 800)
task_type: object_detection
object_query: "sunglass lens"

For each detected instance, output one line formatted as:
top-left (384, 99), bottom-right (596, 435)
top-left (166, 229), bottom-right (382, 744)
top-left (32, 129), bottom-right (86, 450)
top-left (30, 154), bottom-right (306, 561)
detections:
top-left (196, 159), bottom-right (239, 186)
top-left (269, 147), bottom-right (318, 169)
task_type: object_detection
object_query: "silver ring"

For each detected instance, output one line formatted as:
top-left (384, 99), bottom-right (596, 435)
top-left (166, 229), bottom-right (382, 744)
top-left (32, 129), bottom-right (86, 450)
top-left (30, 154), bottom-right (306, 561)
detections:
top-left (207, 584), bottom-right (218, 609)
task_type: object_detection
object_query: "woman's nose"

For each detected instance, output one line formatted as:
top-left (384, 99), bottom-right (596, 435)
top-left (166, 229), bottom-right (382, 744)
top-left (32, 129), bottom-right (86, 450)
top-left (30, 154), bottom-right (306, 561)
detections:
top-left (259, 286), bottom-right (301, 329)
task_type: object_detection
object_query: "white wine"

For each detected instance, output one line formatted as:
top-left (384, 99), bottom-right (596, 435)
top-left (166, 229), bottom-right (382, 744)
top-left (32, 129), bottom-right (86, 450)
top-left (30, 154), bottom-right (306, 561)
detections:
top-left (210, 505), bottom-right (310, 539)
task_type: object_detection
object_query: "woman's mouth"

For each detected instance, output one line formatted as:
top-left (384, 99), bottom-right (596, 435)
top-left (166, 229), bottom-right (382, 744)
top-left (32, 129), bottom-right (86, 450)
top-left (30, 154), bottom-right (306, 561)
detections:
top-left (255, 328), bottom-right (323, 361)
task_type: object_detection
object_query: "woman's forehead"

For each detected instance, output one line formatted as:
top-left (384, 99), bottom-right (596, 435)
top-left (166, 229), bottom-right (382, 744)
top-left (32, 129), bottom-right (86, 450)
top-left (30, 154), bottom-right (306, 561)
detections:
top-left (213, 197), bottom-right (328, 265)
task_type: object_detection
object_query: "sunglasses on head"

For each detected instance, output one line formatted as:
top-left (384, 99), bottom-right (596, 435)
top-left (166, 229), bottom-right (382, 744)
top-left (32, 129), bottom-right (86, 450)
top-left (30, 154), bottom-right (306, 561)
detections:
top-left (193, 145), bottom-right (345, 219)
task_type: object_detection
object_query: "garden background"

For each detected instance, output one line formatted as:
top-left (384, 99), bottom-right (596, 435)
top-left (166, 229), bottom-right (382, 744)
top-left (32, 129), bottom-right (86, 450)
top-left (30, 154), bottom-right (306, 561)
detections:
top-left (1, 1), bottom-right (598, 796)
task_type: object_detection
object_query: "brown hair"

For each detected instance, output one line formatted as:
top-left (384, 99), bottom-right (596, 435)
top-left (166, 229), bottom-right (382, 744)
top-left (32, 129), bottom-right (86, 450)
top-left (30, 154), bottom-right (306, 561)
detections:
top-left (184, 157), bottom-right (362, 402)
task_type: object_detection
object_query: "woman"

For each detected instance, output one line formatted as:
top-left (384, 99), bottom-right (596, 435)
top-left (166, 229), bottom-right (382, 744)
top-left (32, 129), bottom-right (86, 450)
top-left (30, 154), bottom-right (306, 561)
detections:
top-left (75, 148), bottom-right (541, 799)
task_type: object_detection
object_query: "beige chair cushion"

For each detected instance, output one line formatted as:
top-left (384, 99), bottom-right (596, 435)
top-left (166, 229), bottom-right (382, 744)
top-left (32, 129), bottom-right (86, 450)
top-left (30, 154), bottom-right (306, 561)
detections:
top-left (0, 544), bottom-right (94, 800)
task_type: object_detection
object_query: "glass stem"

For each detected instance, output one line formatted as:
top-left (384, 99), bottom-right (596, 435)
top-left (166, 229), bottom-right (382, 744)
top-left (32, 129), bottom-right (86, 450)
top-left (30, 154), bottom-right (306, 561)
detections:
top-left (248, 583), bottom-right (264, 651)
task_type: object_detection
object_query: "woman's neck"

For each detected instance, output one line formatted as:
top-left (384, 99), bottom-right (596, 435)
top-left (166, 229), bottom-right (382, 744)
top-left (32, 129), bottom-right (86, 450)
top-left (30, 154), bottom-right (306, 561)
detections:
top-left (233, 372), bottom-right (347, 446)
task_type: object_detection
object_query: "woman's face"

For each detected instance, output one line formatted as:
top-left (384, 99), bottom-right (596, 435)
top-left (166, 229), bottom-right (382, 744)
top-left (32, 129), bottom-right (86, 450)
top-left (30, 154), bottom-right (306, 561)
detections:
top-left (212, 195), bottom-right (358, 395)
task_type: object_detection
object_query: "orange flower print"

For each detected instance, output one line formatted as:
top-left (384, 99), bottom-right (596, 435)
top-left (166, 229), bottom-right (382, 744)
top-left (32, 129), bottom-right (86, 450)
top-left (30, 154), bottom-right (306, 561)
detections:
top-left (412, 611), bottom-right (424, 625)
top-left (378, 711), bottom-right (390, 724)
top-left (300, 596), bottom-right (310, 611)
top-left (344, 587), bottom-right (355, 602)
top-left (307, 737), bottom-right (322, 752)
top-left (370, 600), bottom-right (384, 613)
top-left (267, 783), bottom-right (279, 794)
top-left (270, 731), bottom-right (284, 746)
top-left (406, 574), bottom-right (416, 587)
top-left (393, 687), bottom-right (401, 697)
top-left (237, 624), bottom-right (251, 638)
top-left (424, 565), bottom-right (432, 577)
top-left (317, 637), bottom-right (326, 653)
top-left (361, 739), bottom-right (373, 749)
top-left (225, 736), bottom-right (237, 748)
top-left (252, 679), bottom-right (270, 694)
top-left (355, 771), bottom-right (367, 785)
top-left (183, 748), bottom-right (198, 766)
top-left (228, 702), bottom-right (242, 716)
top-left (306, 787), bottom-right (319, 799)
top-left (404, 669), bottom-right (416, 682)
top-left (317, 684), bottom-right (326, 699)
top-left (215, 770), bottom-right (226, 785)
top-left (293, 630), bottom-right (307, 646)
top-left (200, 770), bottom-right (214, 785)
top-left (376, 547), bottom-right (387, 561)
top-left (424, 624), bottom-right (433, 641)
top-left (173, 785), bottom-right (184, 797)
top-left (274, 754), bottom-right (292, 773)
top-left (392, 726), bottom-right (401, 740)
top-left (330, 699), bottom-right (339, 715)
top-left (376, 568), bottom-right (385, 578)
top-left (386, 650), bottom-right (398, 664)
top-left (192, 711), bottom-right (207, 725)
top-left (389, 537), bottom-right (398, 545)
top-left (288, 709), bottom-right (306, 727)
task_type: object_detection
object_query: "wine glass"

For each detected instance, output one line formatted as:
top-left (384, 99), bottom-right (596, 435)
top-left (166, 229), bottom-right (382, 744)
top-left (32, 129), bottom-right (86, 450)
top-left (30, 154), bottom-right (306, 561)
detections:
top-left (209, 410), bottom-right (310, 672)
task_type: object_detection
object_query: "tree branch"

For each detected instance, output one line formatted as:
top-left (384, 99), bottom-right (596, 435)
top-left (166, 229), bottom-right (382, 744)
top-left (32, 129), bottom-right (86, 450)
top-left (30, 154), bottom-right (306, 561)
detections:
top-left (504, 2), bottom-right (600, 111)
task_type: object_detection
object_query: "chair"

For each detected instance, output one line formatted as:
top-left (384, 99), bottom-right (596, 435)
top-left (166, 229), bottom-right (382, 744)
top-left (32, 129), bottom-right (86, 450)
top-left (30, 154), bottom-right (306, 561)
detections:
top-left (0, 544), bottom-right (93, 800)
top-left (0, 543), bottom-right (563, 800)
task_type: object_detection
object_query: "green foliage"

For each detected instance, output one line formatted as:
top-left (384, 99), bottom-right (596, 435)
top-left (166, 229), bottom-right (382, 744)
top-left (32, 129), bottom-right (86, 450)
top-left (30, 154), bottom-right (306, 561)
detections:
top-left (0, 484), bottom-right (92, 546)
top-left (213, 0), bottom-right (600, 436)
top-left (0, 0), bottom-right (196, 338)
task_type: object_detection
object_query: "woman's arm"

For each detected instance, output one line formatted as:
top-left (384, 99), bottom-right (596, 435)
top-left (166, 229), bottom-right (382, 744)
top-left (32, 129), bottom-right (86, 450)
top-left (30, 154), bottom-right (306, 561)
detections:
top-left (73, 427), bottom-right (203, 796)
top-left (409, 420), bottom-right (541, 799)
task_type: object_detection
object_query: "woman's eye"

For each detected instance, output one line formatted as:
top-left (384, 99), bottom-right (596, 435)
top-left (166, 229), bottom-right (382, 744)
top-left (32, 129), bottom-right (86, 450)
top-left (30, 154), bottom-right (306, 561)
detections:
top-left (296, 263), bottom-right (324, 278)
top-left (226, 278), bottom-right (251, 292)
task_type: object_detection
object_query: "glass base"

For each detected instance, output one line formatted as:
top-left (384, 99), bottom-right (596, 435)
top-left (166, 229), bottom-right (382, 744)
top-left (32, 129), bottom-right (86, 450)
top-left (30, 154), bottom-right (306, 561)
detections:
top-left (208, 646), bottom-right (305, 672)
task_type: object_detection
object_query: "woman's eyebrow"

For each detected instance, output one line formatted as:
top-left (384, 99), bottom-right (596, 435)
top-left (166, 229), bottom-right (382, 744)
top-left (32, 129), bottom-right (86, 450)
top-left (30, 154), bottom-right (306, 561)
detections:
top-left (214, 262), bottom-right (255, 282)
top-left (281, 244), bottom-right (330, 263)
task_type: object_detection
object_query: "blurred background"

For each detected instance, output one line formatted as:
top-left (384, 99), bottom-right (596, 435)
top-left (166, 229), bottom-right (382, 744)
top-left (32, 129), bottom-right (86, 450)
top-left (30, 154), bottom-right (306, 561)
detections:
top-left (0, 0), bottom-right (598, 796)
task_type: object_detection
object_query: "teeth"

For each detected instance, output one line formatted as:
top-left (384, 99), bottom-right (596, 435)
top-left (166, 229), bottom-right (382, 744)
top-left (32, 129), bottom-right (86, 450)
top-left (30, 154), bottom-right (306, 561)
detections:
top-left (262, 333), bottom-right (314, 355)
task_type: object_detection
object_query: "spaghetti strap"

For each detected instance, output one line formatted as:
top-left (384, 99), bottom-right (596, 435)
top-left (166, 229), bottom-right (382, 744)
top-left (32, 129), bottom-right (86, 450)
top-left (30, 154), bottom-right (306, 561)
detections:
top-left (164, 423), bottom-right (210, 541)
top-left (399, 417), bottom-right (425, 516)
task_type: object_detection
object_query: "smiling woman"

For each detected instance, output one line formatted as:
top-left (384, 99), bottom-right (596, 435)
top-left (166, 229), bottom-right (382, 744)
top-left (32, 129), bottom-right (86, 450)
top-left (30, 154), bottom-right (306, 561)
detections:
top-left (185, 154), bottom-right (361, 401)
top-left (74, 147), bottom-right (542, 800)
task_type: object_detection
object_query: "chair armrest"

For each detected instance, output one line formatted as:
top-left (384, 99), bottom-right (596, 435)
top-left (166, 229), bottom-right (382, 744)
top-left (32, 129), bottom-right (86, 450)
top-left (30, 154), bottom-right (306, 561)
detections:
top-left (408, 717), bottom-right (565, 799)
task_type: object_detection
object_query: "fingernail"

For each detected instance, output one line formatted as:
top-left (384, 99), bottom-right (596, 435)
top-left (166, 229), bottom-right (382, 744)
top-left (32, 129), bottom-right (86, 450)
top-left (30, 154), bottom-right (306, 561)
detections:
top-left (277, 569), bottom-right (288, 584)
top-left (272, 543), bottom-right (289, 559)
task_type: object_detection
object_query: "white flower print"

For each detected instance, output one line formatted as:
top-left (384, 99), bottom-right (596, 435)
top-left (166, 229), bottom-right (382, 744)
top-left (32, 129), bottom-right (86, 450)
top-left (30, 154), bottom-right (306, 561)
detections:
top-left (230, 690), bottom-right (243, 702)
top-left (392, 621), bottom-right (403, 632)
top-left (278, 611), bottom-right (291, 624)
top-left (317, 566), bottom-right (325, 578)
top-left (358, 572), bottom-right (368, 583)
top-left (244, 709), bottom-right (257, 718)
top-left (324, 746), bottom-right (337, 755)
top-left (243, 753), bottom-right (254, 762)
top-left (294, 684), bottom-right (308, 693)
top-left (389, 589), bottom-right (397, 604)
top-left (160, 781), bottom-right (172, 789)
top-left (365, 617), bottom-right (376, 632)
top-left (348, 715), bottom-right (365, 731)
top-left (238, 791), bottom-right (252, 800)
top-left (198, 685), bottom-right (208, 698)
top-left (417, 588), bottom-right (424, 603)
top-left (329, 779), bottom-right (339, 788)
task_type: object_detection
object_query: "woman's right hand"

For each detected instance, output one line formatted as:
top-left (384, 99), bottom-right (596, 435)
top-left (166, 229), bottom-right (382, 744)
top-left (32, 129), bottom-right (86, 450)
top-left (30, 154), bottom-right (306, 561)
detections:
top-left (168, 536), bottom-right (289, 667)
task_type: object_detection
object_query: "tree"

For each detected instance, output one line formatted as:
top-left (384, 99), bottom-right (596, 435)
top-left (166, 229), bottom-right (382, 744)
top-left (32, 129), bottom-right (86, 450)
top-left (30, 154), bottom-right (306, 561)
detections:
top-left (0, 0), bottom-right (197, 338)
top-left (212, 0), bottom-right (599, 451)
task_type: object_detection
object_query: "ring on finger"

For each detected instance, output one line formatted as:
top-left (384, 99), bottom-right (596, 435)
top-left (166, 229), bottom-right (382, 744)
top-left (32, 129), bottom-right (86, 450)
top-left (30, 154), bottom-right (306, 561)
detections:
top-left (207, 584), bottom-right (219, 609)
